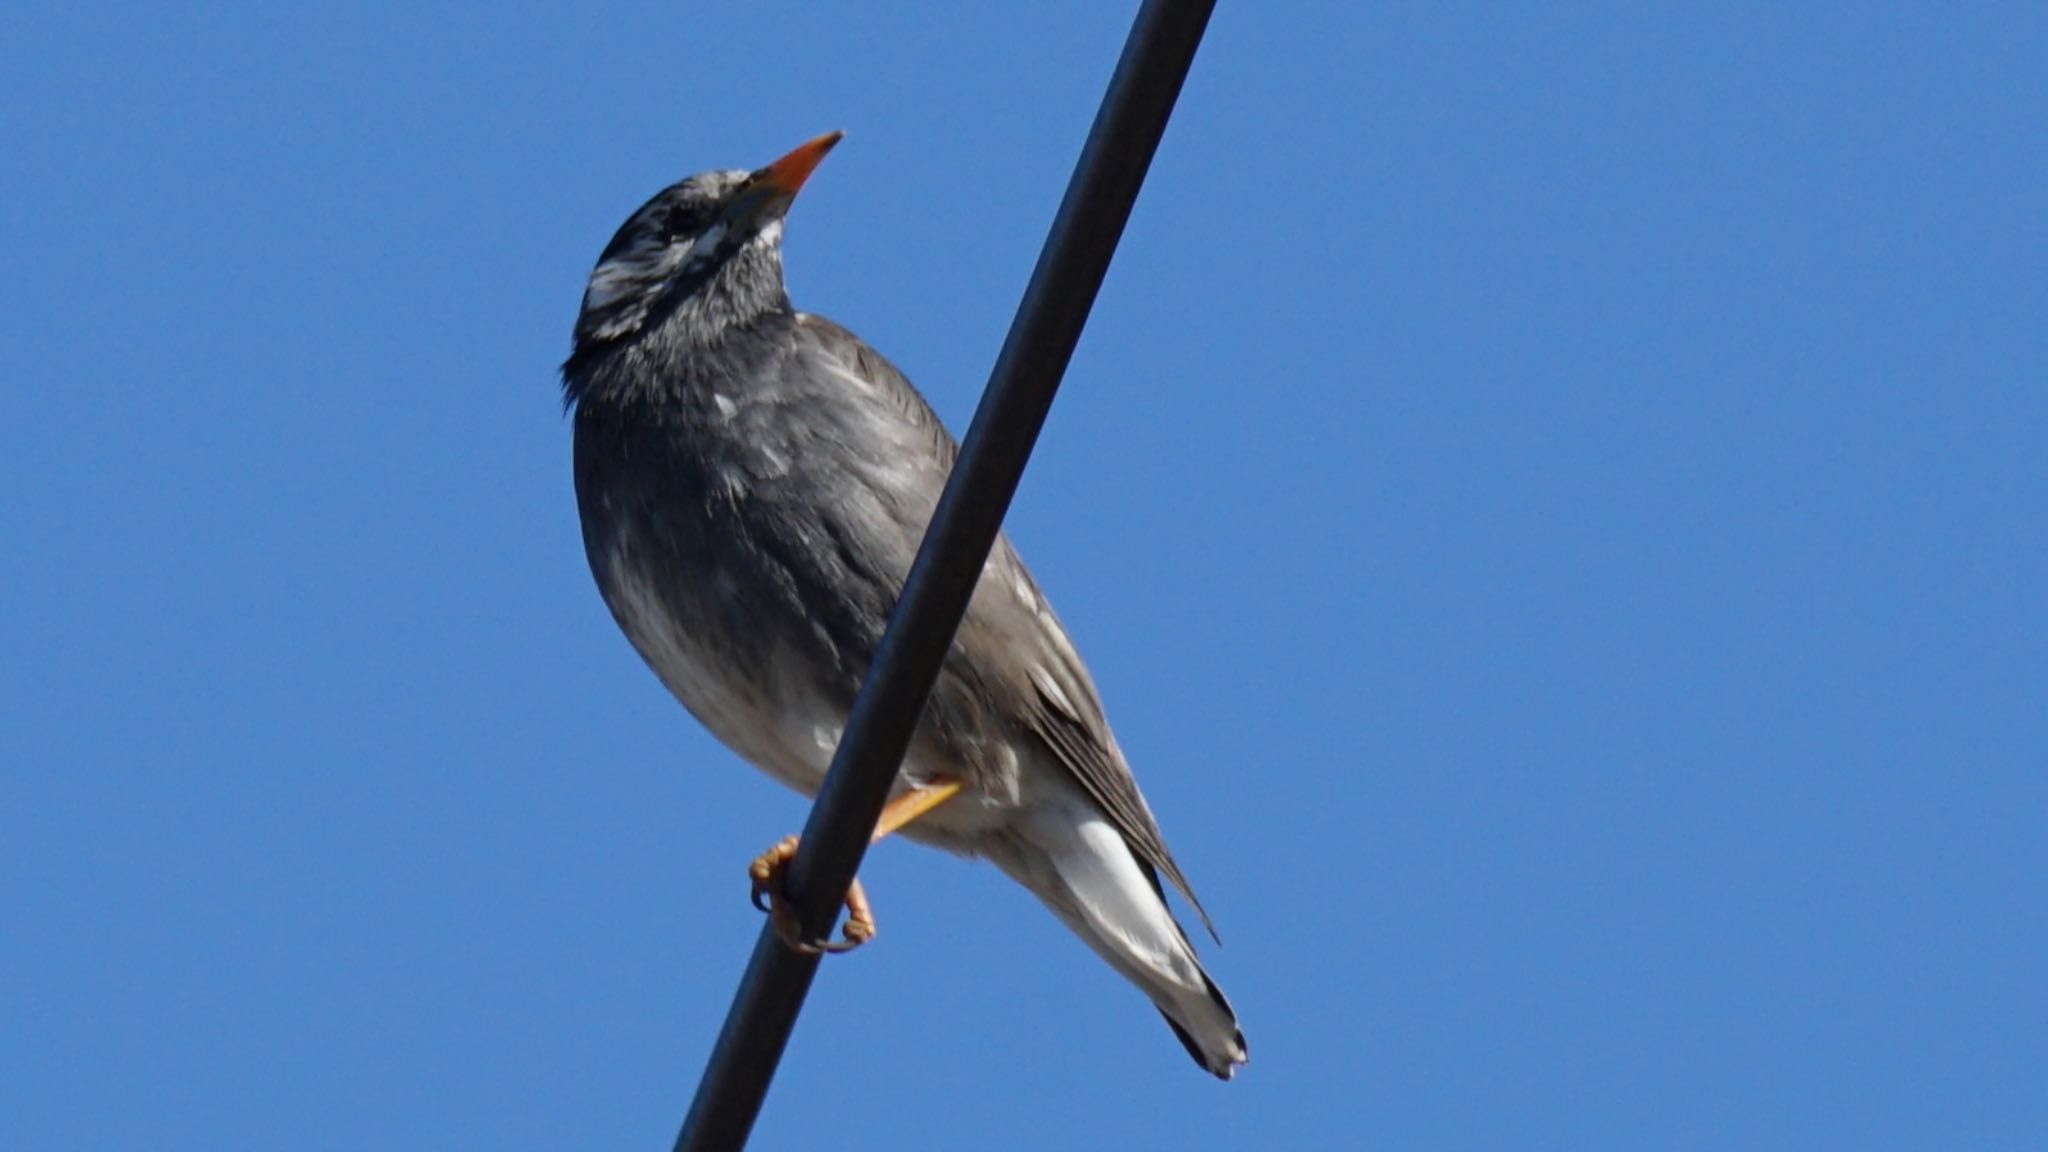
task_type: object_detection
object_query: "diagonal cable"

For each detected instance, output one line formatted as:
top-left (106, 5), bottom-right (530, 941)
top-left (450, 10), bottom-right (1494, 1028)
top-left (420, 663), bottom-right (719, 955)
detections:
top-left (673, 2), bottom-right (1216, 1147)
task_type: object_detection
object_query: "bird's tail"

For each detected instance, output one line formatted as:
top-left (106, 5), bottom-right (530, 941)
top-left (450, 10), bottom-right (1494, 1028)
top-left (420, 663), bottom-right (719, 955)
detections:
top-left (1002, 799), bottom-right (1248, 1079)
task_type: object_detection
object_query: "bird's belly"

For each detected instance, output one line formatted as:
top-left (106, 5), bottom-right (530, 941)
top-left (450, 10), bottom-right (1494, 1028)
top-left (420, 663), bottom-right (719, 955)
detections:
top-left (600, 546), bottom-right (827, 793)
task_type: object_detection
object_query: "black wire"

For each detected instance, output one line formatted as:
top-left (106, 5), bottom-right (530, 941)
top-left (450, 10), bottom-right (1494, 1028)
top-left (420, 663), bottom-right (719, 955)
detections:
top-left (672, 2), bottom-right (1217, 1147)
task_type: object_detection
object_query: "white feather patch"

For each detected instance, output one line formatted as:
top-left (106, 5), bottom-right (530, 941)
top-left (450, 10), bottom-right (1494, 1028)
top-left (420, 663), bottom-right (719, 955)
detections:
top-left (581, 224), bottom-right (715, 316)
top-left (1035, 803), bottom-right (1199, 986)
top-left (1029, 662), bottom-right (1079, 722)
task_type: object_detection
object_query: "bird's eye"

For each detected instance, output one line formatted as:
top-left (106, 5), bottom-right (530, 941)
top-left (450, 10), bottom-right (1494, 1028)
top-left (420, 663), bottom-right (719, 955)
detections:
top-left (662, 206), bottom-right (702, 242)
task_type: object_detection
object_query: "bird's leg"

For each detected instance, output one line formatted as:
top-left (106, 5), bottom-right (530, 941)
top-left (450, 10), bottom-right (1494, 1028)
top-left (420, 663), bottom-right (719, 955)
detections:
top-left (748, 835), bottom-right (871, 953)
top-left (870, 777), bottom-right (964, 839)
top-left (747, 779), bottom-right (963, 954)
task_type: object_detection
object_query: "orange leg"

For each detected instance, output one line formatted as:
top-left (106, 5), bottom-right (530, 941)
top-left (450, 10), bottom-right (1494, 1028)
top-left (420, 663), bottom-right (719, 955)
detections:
top-left (870, 778), bottom-right (964, 840)
top-left (748, 779), bottom-right (963, 954)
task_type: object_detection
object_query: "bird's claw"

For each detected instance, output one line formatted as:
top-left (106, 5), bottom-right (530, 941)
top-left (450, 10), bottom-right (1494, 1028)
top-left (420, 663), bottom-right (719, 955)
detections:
top-left (747, 835), bottom-right (875, 954)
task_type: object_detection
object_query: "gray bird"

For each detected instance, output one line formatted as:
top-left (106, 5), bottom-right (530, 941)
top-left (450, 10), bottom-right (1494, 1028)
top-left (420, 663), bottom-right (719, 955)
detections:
top-left (562, 132), bottom-right (1246, 1078)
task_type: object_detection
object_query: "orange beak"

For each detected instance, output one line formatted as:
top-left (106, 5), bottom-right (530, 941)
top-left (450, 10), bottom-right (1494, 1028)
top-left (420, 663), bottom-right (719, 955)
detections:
top-left (756, 130), bottom-right (845, 196)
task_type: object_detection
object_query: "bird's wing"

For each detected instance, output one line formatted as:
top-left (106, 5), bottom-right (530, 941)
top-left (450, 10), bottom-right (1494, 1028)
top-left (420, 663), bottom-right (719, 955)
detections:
top-left (791, 312), bottom-right (1218, 941)
top-left (972, 540), bottom-right (1221, 942)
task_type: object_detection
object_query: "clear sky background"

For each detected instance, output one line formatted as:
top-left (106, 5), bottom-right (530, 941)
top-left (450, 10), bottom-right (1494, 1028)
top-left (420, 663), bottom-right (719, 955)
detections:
top-left (4, 4), bottom-right (2044, 1149)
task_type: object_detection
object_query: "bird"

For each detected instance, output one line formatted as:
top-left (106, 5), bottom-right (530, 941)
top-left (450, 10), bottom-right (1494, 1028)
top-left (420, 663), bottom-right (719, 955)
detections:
top-left (561, 131), bottom-right (1246, 1079)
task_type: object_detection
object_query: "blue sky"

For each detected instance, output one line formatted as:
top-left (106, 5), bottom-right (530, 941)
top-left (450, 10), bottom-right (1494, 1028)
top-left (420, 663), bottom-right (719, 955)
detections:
top-left (4, 3), bottom-right (2044, 1148)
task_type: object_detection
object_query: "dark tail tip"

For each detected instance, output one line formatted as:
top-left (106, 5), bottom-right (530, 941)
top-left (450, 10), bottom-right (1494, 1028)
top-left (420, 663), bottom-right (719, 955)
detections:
top-left (1158, 1009), bottom-right (1248, 1080)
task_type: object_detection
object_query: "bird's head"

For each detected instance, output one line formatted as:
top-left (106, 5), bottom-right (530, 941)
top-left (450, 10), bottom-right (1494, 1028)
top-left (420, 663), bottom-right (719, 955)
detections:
top-left (564, 131), bottom-right (843, 386)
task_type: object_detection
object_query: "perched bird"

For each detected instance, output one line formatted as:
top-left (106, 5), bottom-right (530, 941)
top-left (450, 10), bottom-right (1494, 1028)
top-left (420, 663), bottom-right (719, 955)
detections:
top-left (562, 132), bottom-right (1246, 1078)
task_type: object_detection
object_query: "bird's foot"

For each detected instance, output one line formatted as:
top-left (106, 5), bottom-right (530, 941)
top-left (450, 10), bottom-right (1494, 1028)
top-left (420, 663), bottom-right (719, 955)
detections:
top-left (747, 835), bottom-right (875, 954)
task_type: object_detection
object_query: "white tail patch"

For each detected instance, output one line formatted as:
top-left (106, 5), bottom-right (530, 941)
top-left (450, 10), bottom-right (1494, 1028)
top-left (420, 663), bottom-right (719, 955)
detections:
top-left (1018, 792), bottom-right (1247, 1077)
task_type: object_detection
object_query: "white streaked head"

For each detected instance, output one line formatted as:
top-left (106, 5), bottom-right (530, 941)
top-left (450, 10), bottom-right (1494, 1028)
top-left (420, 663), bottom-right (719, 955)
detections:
top-left (573, 169), bottom-right (753, 344)
top-left (562, 134), bottom-right (843, 407)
